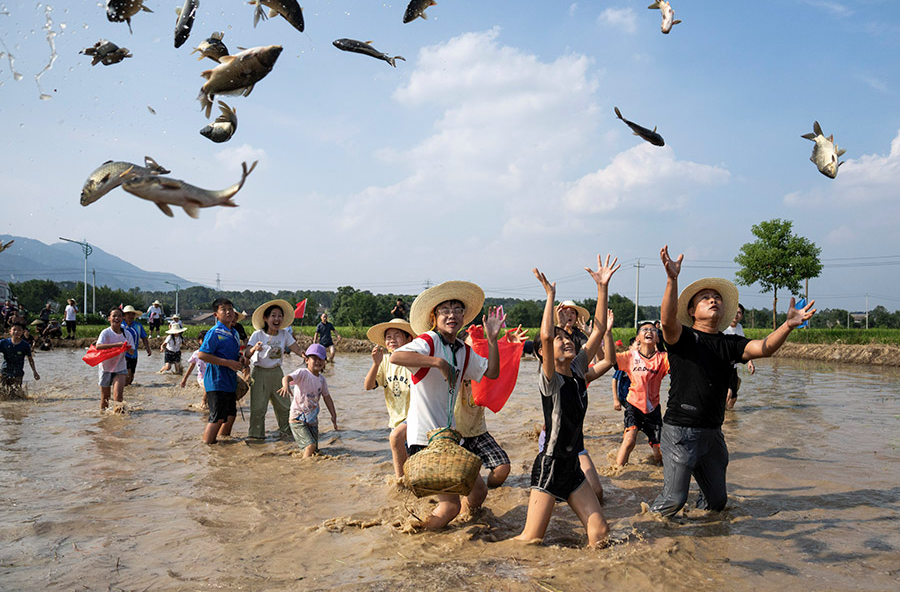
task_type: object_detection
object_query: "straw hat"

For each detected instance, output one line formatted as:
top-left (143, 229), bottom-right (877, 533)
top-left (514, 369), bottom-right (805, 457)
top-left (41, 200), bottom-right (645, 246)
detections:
top-left (67, 298), bottom-right (76, 304)
top-left (235, 310), bottom-right (248, 322)
top-left (122, 305), bottom-right (138, 314)
top-left (251, 299), bottom-right (292, 330)
top-left (409, 281), bottom-right (484, 335)
top-left (557, 300), bottom-right (590, 325)
top-left (151, 300), bottom-right (161, 306)
top-left (165, 326), bottom-right (187, 334)
top-left (677, 277), bottom-right (739, 332)
top-left (367, 318), bottom-right (415, 348)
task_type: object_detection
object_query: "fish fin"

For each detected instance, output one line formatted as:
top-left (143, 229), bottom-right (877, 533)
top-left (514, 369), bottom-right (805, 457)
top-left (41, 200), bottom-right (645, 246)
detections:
top-left (614, 106), bottom-right (623, 119)
top-left (191, 47), bottom-right (200, 55)
top-left (181, 204), bottom-right (200, 219)
top-left (212, 31), bottom-right (224, 40)
top-left (838, 160), bottom-right (845, 167)
top-left (242, 84), bottom-right (255, 97)
top-left (837, 148), bottom-right (847, 157)
top-left (828, 134), bottom-right (834, 142)
top-left (652, 126), bottom-right (657, 133)
top-left (175, 7), bottom-right (182, 16)
top-left (217, 55), bottom-right (235, 65)
top-left (144, 156), bottom-right (170, 174)
top-left (198, 90), bottom-right (213, 118)
top-left (269, 9), bottom-right (278, 18)
top-left (673, 19), bottom-right (682, 25)
top-left (236, 46), bottom-right (247, 51)
top-left (633, 132), bottom-right (639, 137)
top-left (127, 18), bottom-right (133, 35)
top-left (648, 2), bottom-right (660, 8)
top-left (800, 133), bottom-right (816, 141)
top-left (365, 40), bottom-right (374, 45)
top-left (218, 197), bottom-right (239, 208)
top-left (155, 203), bottom-right (175, 217)
top-left (141, 5), bottom-right (153, 13)
top-left (252, 2), bottom-right (267, 26)
top-left (118, 165), bottom-right (135, 179)
top-left (813, 121), bottom-right (823, 136)
top-left (200, 69), bottom-right (213, 80)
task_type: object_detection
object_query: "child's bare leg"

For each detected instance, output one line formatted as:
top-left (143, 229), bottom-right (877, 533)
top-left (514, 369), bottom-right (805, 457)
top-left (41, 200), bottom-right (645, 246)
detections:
top-left (389, 424), bottom-right (408, 478)
top-left (203, 420), bottom-right (223, 444)
top-left (461, 474), bottom-right (487, 514)
top-left (579, 453), bottom-right (604, 503)
top-left (487, 463), bottom-right (510, 488)
top-left (112, 375), bottom-right (126, 403)
top-left (100, 386), bottom-right (111, 410)
top-left (302, 444), bottom-right (317, 458)
top-left (175, 363), bottom-right (183, 375)
top-left (420, 494), bottom-right (461, 529)
top-left (725, 389), bottom-right (737, 410)
top-left (514, 489), bottom-right (556, 542)
top-left (568, 482), bottom-right (609, 547)
top-left (651, 443), bottom-right (662, 463)
top-left (616, 429), bottom-right (638, 466)
top-left (218, 415), bottom-right (236, 437)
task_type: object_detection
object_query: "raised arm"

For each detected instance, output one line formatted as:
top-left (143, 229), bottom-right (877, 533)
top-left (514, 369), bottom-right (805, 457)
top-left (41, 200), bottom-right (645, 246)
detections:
top-left (659, 245), bottom-right (684, 344)
top-left (742, 297), bottom-right (816, 360)
top-left (583, 254), bottom-right (620, 362)
top-left (585, 310), bottom-right (616, 381)
top-left (481, 306), bottom-right (506, 380)
top-left (533, 268), bottom-right (557, 380)
top-left (363, 345), bottom-right (383, 390)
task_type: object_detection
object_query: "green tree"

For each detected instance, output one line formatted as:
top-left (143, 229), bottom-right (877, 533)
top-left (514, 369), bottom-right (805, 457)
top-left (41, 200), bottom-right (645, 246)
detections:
top-left (734, 219), bottom-right (822, 329)
top-left (10, 279), bottom-right (60, 313)
top-left (506, 300), bottom-right (543, 328)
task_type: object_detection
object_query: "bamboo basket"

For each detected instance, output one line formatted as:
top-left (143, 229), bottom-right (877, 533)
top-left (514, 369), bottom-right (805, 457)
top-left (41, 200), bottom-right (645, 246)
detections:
top-left (235, 376), bottom-right (250, 402)
top-left (403, 428), bottom-right (483, 498)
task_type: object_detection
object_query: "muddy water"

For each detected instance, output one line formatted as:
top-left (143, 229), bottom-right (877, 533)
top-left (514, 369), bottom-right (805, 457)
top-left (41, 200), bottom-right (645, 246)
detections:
top-left (1, 350), bottom-right (898, 591)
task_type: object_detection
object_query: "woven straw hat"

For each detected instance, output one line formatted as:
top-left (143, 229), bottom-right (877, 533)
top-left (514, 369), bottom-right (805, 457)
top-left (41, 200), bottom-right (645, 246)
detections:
top-left (251, 299), bottom-right (293, 330)
top-left (557, 300), bottom-right (590, 326)
top-left (367, 318), bottom-right (415, 348)
top-left (122, 305), bottom-right (138, 314)
top-left (409, 281), bottom-right (484, 335)
top-left (151, 300), bottom-right (161, 306)
top-left (677, 277), bottom-right (739, 332)
top-left (165, 326), bottom-right (187, 334)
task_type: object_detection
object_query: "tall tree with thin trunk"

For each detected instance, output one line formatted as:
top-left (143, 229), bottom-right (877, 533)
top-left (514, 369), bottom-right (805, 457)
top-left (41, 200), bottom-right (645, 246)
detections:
top-left (734, 219), bottom-right (822, 329)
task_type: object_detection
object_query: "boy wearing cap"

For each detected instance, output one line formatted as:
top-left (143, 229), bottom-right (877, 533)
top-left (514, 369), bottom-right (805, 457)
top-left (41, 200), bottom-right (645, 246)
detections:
top-left (649, 246), bottom-right (816, 517)
top-left (279, 344), bottom-right (337, 457)
top-left (121, 305), bottom-right (152, 386)
top-left (198, 298), bottom-right (244, 444)
top-left (390, 281), bottom-right (504, 530)
top-left (364, 318), bottom-right (415, 480)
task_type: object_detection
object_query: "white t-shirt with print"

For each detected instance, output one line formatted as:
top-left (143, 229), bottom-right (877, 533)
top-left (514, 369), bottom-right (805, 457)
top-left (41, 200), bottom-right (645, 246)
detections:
top-left (97, 327), bottom-right (135, 375)
top-left (247, 329), bottom-right (296, 369)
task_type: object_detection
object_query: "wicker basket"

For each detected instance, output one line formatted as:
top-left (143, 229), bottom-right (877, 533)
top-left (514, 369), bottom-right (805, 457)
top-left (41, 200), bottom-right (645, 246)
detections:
top-left (235, 376), bottom-right (250, 402)
top-left (403, 428), bottom-right (483, 498)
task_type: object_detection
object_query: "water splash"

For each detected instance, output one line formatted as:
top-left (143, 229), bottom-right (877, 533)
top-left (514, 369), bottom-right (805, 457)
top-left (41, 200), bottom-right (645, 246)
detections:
top-left (34, 4), bottom-right (58, 100)
top-left (0, 6), bottom-right (24, 82)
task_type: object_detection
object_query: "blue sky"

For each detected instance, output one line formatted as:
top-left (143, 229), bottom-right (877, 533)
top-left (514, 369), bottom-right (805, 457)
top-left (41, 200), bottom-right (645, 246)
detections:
top-left (2, 1), bottom-right (899, 314)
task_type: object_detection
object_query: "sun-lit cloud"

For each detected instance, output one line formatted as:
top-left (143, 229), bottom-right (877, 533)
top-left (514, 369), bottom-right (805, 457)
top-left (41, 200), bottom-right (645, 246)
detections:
top-left (803, 0), bottom-right (854, 17)
top-left (597, 7), bottom-right (637, 34)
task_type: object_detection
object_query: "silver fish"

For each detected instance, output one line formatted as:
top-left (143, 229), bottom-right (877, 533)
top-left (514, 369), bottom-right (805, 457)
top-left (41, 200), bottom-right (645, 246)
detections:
top-left (332, 38), bottom-right (405, 68)
top-left (120, 161), bottom-right (258, 218)
top-left (648, 1), bottom-right (681, 34)
top-left (191, 31), bottom-right (229, 62)
top-left (174, 0), bottom-right (199, 48)
top-left (615, 107), bottom-right (665, 147)
top-left (199, 101), bottom-right (237, 143)
top-left (106, 0), bottom-right (153, 34)
top-left (403, 0), bottom-right (436, 23)
top-left (249, 0), bottom-right (304, 33)
top-left (801, 121), bottom-right (846, 179)
top-left (197, 45), bottom-right (282, 118)
top-left (80, 156), bottom-right (170, 206)
top-left (80, 39), bottom-right (133, 66)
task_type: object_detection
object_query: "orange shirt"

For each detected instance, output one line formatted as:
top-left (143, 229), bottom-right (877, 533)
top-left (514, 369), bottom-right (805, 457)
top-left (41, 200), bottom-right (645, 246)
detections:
top-left (616, 350), bottom-right (669, 413)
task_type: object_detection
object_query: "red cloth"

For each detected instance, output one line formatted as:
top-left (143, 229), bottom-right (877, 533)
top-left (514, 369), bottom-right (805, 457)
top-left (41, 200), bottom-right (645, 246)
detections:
top-left (466, 325), bottom-right (523, 413)
top-left (82, 343), bottom-right (129, 367)
top-left (294, 299), bottom-right (307, 319)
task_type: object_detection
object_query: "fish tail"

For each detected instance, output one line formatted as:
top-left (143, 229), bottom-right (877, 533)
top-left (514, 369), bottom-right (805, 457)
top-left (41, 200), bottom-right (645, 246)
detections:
top-left (198, 90), bottom-right (213, 118)
top-left (387, 55), bottom-right (405, 67)
top-left (813, 121), bottom-right (823, 136)
top-left (800, 132), bottom-right (816, 141)
top-left (614, 106), bottom-right (623, 119)
top-left (648, 2), bottom-right (660, 8)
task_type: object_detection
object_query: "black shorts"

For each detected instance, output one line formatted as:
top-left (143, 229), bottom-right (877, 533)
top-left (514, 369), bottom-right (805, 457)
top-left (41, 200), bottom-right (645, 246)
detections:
top-left (149, 319), bottom-right (162, 330)
top-left (728, 367), bottom-right (741, 397)
top-left (207, 390), bottom-right (236, 423)
top-left (407, 444), bottom-right (426, 456)
top-left (65, 320), bottom-right (76, 332)
top-left (623, 402), bottom-right (662, 447)
top-left (164, 350), bottom-right (182, 364)
top-left (126, 357), bottom-right (138, 373)
top-left (461, 432), bottom-right (510, 470)
top-left (530, 453), bottom-right (586, 502)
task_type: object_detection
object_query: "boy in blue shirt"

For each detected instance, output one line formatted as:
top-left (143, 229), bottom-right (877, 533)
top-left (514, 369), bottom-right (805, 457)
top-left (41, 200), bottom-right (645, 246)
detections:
top-left (1, 323), bottom-right (40, 397)
top-left (198, 298), bottom-right (245, 444)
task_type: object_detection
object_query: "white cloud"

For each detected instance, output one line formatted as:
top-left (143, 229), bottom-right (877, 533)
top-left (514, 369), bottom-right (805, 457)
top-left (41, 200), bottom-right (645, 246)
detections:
top-left (564, 143), bottom-right (731, 213)
top-left (568, 3), bottom-right (578, 18)
top-left (803, 1), bottom-right (854, 17)
top-left (214, 144), bottom-right (268, 171)
top-left (597, 7), bottom-right (637, 34)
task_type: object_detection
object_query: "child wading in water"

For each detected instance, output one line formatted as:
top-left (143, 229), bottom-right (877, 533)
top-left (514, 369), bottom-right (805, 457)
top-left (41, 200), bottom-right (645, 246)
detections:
top-left (197, 298), bottom-right (244, 444)
top-left (279, 344), bottom-right (338, 457)
top-left (96, 308), bottom-right (136, 411)
top-left (391, 281), bottom-right (504, 530)
top-left (159, 326), bottom-right (186, 374)
top-left (364, 318), bottom-right (415, 480)
top-left (516, 256), bottom-right (618, 548)
top-left (1, 322), bottom-right (40, 397)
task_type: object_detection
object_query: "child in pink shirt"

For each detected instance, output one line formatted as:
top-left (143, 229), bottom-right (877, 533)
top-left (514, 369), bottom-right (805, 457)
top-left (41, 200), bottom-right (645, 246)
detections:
top-left (278, 344), bottom-right (337, 457)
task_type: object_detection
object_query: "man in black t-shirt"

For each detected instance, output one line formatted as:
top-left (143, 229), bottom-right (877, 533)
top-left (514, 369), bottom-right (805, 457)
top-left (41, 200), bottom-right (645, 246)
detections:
top-left (649, 246), bottom-right (816, 518)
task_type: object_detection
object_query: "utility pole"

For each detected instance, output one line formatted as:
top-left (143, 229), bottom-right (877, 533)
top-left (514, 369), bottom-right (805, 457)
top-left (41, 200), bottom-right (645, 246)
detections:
top-left (633, 259), bottom-right (644, 329)
top-left (92, 269), bottom-right (96, 314)
top-left (865, 293), bottom-right (869, 329)
top-left (424, 278), bottom-right (432, 290)
top-left (216, 273), bottom-right (221, 291)
top-left (165, 281), bottom-right (181, 316)
top-left (59, 237), bottom-right (91, 319)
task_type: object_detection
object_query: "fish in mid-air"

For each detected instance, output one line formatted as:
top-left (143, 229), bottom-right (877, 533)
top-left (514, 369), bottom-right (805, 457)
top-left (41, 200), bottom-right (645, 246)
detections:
top-left (106, 0), bottom-right (153, 34)
top-left (648, 1), bottom-right (681, 34)
top-left (801, 121), bottom-right (846, 179)
top-left (174, 0), bottom-right (199, 48)
top-left (191, 31), bottom-right (229, 62)
top-left (80, 40), bottom-right (132, 66)
top-left (80, 157), bottom-right (170, 206)
top-left (200, 101), bottom-right (238, 143)
top-left (615, 107), bottom-right (665, 147)
top-left (198, 45), bottom-right (283, 117)
top-left (403, 0), bottom-right (436, 23)
top-left (0, 240), bottom-right (14, 254)
top-left (120, 161), bottom-right (258, 218)
top-left (249, 0), bottom-right (304, 32)
top-left (332, 39), bottom-right (405, 67)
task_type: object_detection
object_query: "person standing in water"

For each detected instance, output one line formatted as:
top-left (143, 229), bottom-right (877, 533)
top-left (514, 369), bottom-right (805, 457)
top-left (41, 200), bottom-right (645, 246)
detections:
top-left (723, 303), bottom-right (755, 410)
top-left (314, 313), bottom-right (340, 363)
top-left (649, 246), bottom-right (816, 517)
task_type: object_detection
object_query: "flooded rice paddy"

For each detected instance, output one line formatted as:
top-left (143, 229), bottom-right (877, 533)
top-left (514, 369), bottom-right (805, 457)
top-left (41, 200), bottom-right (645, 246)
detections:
top-left (1, 350), bottom-right (898, 591)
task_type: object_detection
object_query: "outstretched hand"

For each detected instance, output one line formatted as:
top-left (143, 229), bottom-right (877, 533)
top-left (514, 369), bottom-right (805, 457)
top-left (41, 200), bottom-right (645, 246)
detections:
top-left (483, 306), bottom-right (507, 342)
top-left (585, 254), bottom-right (620, 286)
top-left (533, 268), bottom-right (556, 298)
top-left (505, 324), bottom-right (528, 343)
top-left (785, 297), bottom-right (817, 328)
top-left (371, 345), bottom-right (384, 364)
top-left (606, 309), bottom-right (614, 331)
top-left (660, 245), bottom-right (683, 279)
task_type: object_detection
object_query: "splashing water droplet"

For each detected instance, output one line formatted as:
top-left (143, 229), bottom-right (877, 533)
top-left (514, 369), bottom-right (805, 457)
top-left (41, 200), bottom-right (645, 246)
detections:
top-left (39, 93), bottom-right (52, 100)
top-left (13, 72), bottom-right (22, 80)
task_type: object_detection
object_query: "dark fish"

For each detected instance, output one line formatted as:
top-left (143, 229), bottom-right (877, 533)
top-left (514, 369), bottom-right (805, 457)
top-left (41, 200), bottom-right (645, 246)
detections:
top-left (249, 0), bottom-right (304, 33)
top-left (614, 107), bottom-right (665, 147)
top-left (200, 101), bottom-right (238, 143)
top-left (197, 45), bottom-right (283, 118)
top-left (106, 0), bottom-right (153, 34)
top-left (80, 156), bottom-right (170, 205)
top-left (403, 0), bottom-right (436, 23)
top-left (191, 31), bottom-right (229, 63)
top-left (174, 0), bottom-right (199, 48)
top-left (80, 39), bottom-right (132, 66)
top-left (332, 38), bottom-right (405, 68)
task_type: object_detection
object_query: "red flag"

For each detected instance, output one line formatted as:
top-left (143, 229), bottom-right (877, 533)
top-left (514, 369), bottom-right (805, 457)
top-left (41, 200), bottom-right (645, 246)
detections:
top-left (294, 299), bottom-right (307, 319)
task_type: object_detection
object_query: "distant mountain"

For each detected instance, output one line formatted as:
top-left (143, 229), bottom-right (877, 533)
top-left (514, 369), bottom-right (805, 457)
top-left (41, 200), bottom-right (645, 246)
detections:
top-left (0, 234), bottom-right (201, 291)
